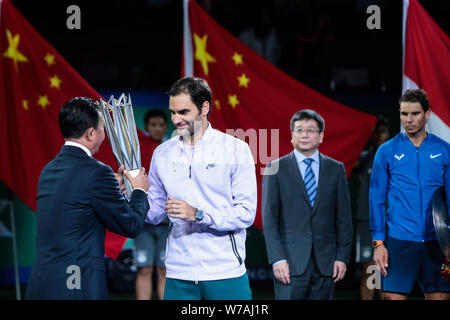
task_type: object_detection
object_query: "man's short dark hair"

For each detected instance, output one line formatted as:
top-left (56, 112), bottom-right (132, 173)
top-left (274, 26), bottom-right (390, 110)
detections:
top-left (167, 77), bottom-right (212, 117)
top-left (58, 97), bottom-right (101, 139)
top-left (290, 109), bottom-right (325, 132)
top-left (144, 109), bottom-right (168, 127)
top-left (399, 89), bottom-right (430, 112)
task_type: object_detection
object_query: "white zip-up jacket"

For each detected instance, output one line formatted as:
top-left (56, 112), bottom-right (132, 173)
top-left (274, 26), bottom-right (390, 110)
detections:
top-left (145, 124), bottom-right (257, 281)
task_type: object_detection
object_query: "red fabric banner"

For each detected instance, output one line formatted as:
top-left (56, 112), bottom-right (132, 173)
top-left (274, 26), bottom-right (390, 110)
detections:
top-left (0, 0), bottom-right (141, 259)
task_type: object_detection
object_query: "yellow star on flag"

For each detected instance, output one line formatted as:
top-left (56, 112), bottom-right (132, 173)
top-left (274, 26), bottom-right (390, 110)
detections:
top-left (22, 100), bottom-right (29, 111)
top-left (3, 29), bottom-right (28, 72)
top-left (214, 100), bottom-right (221, 110)
top-left (237, 73), bottom-right (250, 88)
top-left (37, 95), bottom-right (50, 109)
top-left (44, 53), bottom-right (56, 66)
top-left (194, 34), bottom-right (216, 76)
top-left (49, 75), bottom-right (62, 89)
top-left (232, 52), bottom-right (243, 66)
top-left (228, 94), bottom-right (239, 109)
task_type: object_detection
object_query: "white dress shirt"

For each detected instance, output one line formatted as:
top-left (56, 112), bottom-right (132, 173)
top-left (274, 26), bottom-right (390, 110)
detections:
top-left (293, 148), bottom-right (320, 187)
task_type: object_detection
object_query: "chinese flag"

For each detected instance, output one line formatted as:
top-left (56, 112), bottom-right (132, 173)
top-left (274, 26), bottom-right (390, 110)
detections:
top-left (0, 0), bottom-right (129, 259)
top-left (183, 0), bottom-right (378, 229)
top-left (402, 0), bottom-right (450, 142)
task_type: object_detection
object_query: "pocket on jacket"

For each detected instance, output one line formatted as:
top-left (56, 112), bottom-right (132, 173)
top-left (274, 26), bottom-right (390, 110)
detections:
top-left (164, 222), bottom-right (173, 261)
top-left (388, 192), bottom-right (400, 225)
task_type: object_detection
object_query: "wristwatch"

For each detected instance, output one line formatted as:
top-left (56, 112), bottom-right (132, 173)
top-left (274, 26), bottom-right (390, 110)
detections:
top-left (195, 209), bottom-right (204, 222)
top-left (372, 240), bottom-right (384, 248)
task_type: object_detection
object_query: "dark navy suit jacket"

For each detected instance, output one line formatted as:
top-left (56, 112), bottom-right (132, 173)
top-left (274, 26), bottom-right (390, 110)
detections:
top-left (262, 152), bottom-right (353, 277)
top-left (25, 145), bottom-right (149, 299)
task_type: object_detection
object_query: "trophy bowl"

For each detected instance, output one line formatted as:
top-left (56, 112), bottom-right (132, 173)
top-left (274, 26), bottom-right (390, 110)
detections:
top-left (98, 94), bottom-right (141, 198)
top-left (432, 187), bottom-right (450, 259)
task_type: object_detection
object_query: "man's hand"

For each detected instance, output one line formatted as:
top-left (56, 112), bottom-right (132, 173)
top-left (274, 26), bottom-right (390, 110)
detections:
top-left (333, 260), bottom-right (347, 283)
top-left (165, 196), bottom-right (196, 222)
top-left (123, 167), bottom-right (150, 193)
top-left (373, 244), bottom-right (388, 277)
top-left (273, 261), bottom-right (290, 285)
top-left (115, 165), bottom-right (126, 195)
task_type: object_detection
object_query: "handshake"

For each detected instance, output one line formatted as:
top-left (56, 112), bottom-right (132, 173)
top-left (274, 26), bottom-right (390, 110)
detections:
top-left (115, 165), bottom-right (150, 195)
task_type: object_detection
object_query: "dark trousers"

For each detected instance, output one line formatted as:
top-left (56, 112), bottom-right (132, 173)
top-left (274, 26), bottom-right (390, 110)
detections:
top-left (274, 249), bottom-right (335, 300)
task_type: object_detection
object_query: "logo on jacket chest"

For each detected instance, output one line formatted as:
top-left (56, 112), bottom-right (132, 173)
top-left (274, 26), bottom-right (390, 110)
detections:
top-left (430, 153), bottom-right (441, 159)
top-left (205, 163), bottom-right (216, 169)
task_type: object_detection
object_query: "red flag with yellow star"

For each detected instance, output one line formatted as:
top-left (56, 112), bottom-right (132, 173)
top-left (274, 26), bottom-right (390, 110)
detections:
top-left (0, 0), bottom-right (128, 259)
top-left (183, 0), bottom-right (378, 229)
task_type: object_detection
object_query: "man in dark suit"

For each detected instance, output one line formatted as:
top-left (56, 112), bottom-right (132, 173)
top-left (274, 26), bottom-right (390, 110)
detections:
top-left (262, 109), bottom-right (352, 300)
top-left (25, 97), bottom-right (150, 300)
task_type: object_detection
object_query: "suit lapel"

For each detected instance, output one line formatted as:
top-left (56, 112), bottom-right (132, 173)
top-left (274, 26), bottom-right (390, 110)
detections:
top-left (287, 152), bottom-right (310, 206)
top-left (312, 153), bottom-right (326, 214)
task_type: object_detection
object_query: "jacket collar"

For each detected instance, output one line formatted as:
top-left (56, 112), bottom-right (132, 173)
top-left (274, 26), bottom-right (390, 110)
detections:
top-left (60, 144), bottom-right (91, 159)
top-left (400, 131), bottom-right (431, 149)
top-left (177, 122), bottom-right (214, 150)
top-left (64, 141), bottom-right (92, 157)
top-left (288, 151), bottom-right (325, 213)
top-left (293, 148), bottom-right (319, 165)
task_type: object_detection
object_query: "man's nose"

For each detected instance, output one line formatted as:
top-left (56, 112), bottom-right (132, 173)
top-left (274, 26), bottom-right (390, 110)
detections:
top-left (172, 114), bottom-right (181, 124)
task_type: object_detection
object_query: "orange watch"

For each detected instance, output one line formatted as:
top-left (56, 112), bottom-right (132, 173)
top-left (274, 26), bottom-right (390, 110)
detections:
top-left (372, 240), bottom-right (384, 248)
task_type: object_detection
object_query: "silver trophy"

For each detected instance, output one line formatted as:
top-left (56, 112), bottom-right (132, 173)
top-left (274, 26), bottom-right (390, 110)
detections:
top-left (99, 94), bottom-right (141, 198)
top-left (432, 187), bottom-right (450, 259)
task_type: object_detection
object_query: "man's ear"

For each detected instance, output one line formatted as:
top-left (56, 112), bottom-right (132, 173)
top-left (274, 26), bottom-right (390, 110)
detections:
top-left (319, 131), bottom-right (324, 144)
top-left (85, 127), bottom-right (95, 141)
top-left (202, 101), bottom-right (210, 117)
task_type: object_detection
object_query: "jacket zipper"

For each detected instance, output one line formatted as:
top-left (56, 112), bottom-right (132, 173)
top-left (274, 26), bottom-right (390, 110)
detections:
top-left (416, 148), bottom-right (424, 241)
top-left (189, 146), bottom-right (194, 179)
top-left (228, 231), bottom-right (243, 265)
top-left (188, 145), bottom-right (198, 283)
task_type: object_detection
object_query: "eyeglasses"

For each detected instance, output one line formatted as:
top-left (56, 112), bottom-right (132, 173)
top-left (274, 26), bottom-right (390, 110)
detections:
top-left (293, 127), bottom-right (320, 134)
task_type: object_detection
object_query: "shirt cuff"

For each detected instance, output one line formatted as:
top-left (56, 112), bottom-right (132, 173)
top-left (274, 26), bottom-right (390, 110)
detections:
top-left (273, 259), bottom-right (287, 266)
top-left (371, 232), bottom-right (385, 242)
top-left (196, 208), bottom-right (211, 226)
top-left (132, 188), bottom-right (147, 195)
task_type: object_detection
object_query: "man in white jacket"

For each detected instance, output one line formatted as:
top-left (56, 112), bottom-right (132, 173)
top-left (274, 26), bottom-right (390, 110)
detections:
top-left (146, 77), bottom-right (257, 300)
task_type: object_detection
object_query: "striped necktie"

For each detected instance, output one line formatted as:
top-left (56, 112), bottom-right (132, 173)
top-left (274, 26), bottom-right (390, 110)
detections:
top-left (303, 158), bottom-right (317, 207)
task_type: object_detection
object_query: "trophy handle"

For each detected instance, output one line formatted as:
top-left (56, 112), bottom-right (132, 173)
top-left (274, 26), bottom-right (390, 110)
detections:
top-left (124, 168), bottom-right (141, 199)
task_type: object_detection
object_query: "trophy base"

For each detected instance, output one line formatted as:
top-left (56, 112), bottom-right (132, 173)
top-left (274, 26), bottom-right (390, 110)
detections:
top-left (125, 168), bottom-right (142, 198)
top-left (128, 168), bottom-right (140, 178)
